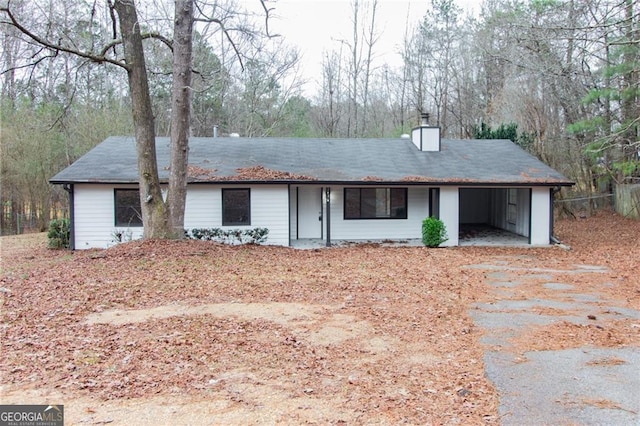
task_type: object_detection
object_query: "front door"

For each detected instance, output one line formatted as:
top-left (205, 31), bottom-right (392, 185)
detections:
top-left (297, 187), bottom-right (322, 239)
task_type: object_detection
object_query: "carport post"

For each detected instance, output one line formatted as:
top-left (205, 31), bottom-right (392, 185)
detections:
top-left (325, 187), bottom-right (331, 247)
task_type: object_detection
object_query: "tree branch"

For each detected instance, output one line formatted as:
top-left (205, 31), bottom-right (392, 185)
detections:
top-left (1, 2), bottom-right (126, 68)
top-left (259, 0), bottom-right (280, 38)
top-left (193, 0), bottom-right (280, 72)
top-left (99, 32), bottom-right (173, 57)
top-left (194, 13), bottom-right (245, 71)
top-left (0, 51), bottom-right (56, 77)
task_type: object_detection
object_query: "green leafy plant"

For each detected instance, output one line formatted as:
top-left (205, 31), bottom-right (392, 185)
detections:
top-left (422, 217), bottom-right (448, 248)
top-left (47, 218), bottom-right (70, 249)
top-left (612, 160), bottom-right (639, 179)
top-left (243, 227), bottom-right (269, 244)
top-left (190, 228), bottom-right (223, 241)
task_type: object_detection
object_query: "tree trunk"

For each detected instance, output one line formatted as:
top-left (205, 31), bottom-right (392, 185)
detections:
top-left (362, 0), bottom-right (379, 137)
top-left (114, 0), bottom-right (169, 239)
top-left (621, 0), bottom-right (638, 164)
top-left (167, 0), bottom-right (194, 237)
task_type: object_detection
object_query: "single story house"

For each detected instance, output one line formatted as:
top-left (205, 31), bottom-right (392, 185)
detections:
top-left (50, 118), bottom-right (573, 249)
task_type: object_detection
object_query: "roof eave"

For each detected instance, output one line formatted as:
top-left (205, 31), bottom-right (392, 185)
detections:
top-left (49, 179), bottom-right (144, 185)
top-left (51, 178), bottom-right (575, 186)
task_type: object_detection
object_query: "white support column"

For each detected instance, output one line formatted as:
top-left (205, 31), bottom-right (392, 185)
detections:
top-left (530, 187), bottom-right (551, 245)
top-left (439, 186), bottom-right (459, 246)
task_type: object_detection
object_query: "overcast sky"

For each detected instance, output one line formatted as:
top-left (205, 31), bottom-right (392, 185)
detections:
top-left (268, 0), bottom-right (483, 95)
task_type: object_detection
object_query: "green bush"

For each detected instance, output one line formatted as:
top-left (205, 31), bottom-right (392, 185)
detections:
top-left (422, 217), bottom-right (448, 248)
top-left (190, 228), bottom-right (223, 241)
top-left (242, 227), bottom-right (269, 244)
top-left (47, 218), bottom-right (71, 249)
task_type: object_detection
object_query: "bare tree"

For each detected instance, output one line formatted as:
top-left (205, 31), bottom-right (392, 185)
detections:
top-left (314, 50), bottom-right (346, 137)
top-left (167, 0), bottom-right (194, 236)
top-left (1, 0), bottom-right (273, 239)
top-left (404, 0), bottom-right (462, 135)
top-left (112, 0), bottom-right (168, 238)
top-left (360, 0), bottom-right (380, 135)
top-left (346, 0), bottom-right (361, 137)
top-left (225, 38), bottom-right (303, 137)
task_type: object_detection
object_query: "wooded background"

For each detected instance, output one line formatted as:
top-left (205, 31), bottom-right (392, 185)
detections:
top-left (1, 0), bottom-right (638, 234)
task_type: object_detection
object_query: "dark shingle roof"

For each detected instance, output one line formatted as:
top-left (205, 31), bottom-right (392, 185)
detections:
top-left (50, 136), bottom-right (573, 186)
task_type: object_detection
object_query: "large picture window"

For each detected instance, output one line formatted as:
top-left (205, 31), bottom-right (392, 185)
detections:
top-left (222, 188), bottom-right (251, 226)
top-left (344, 188), bottom-right (407, 219)
top-left (114, 189), bottom-right (142, 227)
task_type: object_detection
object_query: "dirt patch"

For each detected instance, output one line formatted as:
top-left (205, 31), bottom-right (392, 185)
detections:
top-left (85, 302), bottom-right (386, 349)
top-left (85, 302), bottom-right (330, 327)
top-left (0, 385), bottom-right (354, 425)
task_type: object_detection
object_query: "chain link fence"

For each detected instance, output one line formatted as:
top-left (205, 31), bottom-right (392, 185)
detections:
top-left (1, 212), bottom-right (41, 236)
top-left (553, 192), bottom-right (611, 220)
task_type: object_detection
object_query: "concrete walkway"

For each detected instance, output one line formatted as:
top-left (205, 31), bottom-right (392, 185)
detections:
top-left (468, 259), bottom-right (640, 425)
top-left (291, 228), bottom-right (530, 249)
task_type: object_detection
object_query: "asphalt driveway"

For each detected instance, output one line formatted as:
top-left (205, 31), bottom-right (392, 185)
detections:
top-left (468, 257), bottom-right (640, 425)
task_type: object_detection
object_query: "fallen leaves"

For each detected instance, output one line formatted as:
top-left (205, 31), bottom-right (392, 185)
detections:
top-left (182, 164), bottom-right (318, 182)
top-left (510, 320), bottom-right (640, 352)
top-left (227, 165), bottom-right (316, 181)
top-left (186, 164), bottom-right (217, 180)
top-left (0, 238), bottom-right (496, 422)
top-left (0, 211), bottom-right (638, 424)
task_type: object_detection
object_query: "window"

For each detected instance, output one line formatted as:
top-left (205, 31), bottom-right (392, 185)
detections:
top-left (429, 188), bottom-right (440, 219)
top-left (344, 188), bottom-right (407, 219)
top-left (114, 189), bottom-right (142, 227)
top-left (222, 188), bottom-right (251, 226)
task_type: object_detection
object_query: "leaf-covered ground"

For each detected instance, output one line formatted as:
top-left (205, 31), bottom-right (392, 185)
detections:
top-left (0, 211), bottom-right (638, 424)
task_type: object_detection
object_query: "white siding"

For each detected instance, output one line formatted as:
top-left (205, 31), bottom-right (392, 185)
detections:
top-left (184, 186), bottom-right (219, 228)
top-left (515, 189), bottom-right (531, 237)
top-left (184, 184), bottom-right (289, 246)
top-left (72, 182), bottom-right (549, 249)
top-left (487, 188), bottom-right (530, 237)
top-left (249, 185), bottom-right (289, 246)
top-left (439, 186), bottom-right (459, 246)
top-left (74, 184), bottom-right (143, 249)
top-left (530, 187), bottom-right (551, 245)
top-left (411, 126), bottom-right (440, 151)
top-left (328, 186), bottom-right (429, 240)
top-left (73, 183), bottom-right (289, 249)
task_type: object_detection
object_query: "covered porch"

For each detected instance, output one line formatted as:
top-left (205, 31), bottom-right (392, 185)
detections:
top-left (290, 226), bottom-right (530, 249)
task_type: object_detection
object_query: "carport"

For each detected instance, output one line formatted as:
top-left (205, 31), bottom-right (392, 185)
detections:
top-left (459, 187), bottom-right (532, 245)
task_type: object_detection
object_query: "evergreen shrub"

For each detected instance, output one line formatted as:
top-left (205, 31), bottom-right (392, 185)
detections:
top-left (422, 217), bottom-right (448, 248)
top-left (47, 218), bottom-right (70, 249)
